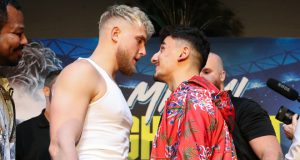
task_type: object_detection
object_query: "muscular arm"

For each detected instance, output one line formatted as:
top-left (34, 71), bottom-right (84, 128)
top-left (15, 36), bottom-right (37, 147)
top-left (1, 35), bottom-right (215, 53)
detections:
top-left (49, 61), bottom-right (103, 160)
top-left (234, 98), bottom-right (282, 160)
top-left (249, 135), bottom-right (282, 160)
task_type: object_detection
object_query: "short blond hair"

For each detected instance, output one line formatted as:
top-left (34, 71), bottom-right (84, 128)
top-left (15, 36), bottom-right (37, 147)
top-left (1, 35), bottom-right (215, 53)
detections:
top-left (99, 4), bottom-right (155, 39)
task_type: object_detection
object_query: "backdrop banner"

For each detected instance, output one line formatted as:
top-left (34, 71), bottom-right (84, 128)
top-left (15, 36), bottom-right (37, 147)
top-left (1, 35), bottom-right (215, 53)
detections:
top-left (14, 37), bottom-right (300, 159)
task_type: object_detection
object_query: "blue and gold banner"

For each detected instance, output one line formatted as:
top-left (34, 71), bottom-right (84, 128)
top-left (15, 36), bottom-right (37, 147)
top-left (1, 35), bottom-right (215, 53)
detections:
top-left (15, 37), bottom-right (300, 159)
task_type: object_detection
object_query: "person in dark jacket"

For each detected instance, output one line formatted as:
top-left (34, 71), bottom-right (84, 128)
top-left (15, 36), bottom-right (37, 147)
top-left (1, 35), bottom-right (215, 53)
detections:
top-left (16, 70), bottom-right (61, 160)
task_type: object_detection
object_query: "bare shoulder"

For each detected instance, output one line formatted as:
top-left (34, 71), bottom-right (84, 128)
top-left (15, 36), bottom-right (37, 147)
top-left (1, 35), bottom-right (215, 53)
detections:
top-left (61, 60), bottom-right (97, 78)
top-left (55, 59), bottom-right (105, 95)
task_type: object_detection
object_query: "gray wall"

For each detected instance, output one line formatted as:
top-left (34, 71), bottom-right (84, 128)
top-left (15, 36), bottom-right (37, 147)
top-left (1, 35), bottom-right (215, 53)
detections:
top-left (20, 0), bottom-right (133, 38)
top-left (222, 0), bottom-right (300, 37)
top-left (20, 0), bottom-right (300, 38)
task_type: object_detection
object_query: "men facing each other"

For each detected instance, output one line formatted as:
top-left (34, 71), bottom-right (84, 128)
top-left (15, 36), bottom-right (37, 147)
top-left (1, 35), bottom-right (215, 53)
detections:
top-left (200, 52), bottom-right (283, 160)
top-left (16, 70), bottom-right (61, 160)
top-left (150, 26), bottom-right (236, 159)
top-left (0, 0), bottom-right (28, 159)
top-left (49, 4), bottom-right (154, 160)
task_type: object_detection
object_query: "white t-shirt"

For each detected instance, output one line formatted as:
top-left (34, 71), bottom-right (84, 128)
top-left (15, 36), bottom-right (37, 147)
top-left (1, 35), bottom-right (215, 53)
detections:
top-left (285, 117), bottom-right (300, 160)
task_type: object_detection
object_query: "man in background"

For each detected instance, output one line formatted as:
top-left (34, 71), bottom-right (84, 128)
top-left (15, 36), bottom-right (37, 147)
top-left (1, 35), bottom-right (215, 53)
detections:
top-left (49, 4), bottom-right (154, 159)
top-left (0, 0), bottom-right (28, 159)
top-left (16, 70), bottom-right (61, 160)
top-left (200, 52), bottom-right (282, 160)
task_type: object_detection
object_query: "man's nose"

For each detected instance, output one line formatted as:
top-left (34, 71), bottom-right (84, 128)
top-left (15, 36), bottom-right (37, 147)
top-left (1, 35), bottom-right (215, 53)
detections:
top-left (139, 46), bottom-right (146, 56)
top-left (20, 33), bottom-right (28, 45)
top-left (151, 52), bottom-right (159, 64)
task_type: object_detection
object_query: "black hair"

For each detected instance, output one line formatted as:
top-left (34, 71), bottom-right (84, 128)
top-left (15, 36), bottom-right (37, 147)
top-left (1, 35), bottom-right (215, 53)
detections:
top-left (0, 0), bottom-right (22, 30)
top-left (45, 70), bottom-right (61, 102)
top-left (44, 70), bottom-right (61, 88)
top-left (159, 26), bottom-right (210, 70)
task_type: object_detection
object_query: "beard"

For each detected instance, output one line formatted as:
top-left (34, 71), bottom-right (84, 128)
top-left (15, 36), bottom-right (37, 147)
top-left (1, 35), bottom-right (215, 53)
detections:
top-left (152, 68), bottom-right (166, 82)
top-left (0, 54), bottom-right (19, 67)
top-left (117, 47), bottom-right (136, 76)
top-left (211, 79), bottom-right (222, 90)
top-left (1, 45), bottom-right (24, 67)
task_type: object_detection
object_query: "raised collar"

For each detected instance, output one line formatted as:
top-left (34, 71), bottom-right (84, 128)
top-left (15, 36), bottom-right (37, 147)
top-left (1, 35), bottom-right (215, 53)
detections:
top-left (187, 75), bottom-right (235, 132)
top-left (38, 109), bottom-right (49, 128)
top-left (187, 75), bottom-right (220, 93)
top-left (0, 78), bottom-right (10, 91)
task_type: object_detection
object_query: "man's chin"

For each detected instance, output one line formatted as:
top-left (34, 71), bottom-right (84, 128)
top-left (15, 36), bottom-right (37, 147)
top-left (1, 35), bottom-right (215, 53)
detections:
top-left (1, 58), bottom-right (19, 67)
top-left (120, 67), bottom-right (136, 76)
top-left (8, 51), bottom-right (23, 66)
top-left (8, 58), bottom-right (20, 66)
top-left (153, 74), bottom-right (164, 82)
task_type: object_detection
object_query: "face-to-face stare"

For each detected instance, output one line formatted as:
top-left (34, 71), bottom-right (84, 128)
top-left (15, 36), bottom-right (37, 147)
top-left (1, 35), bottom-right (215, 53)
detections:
top-left (200, 54), bottom-right (225, 90)
top-left (151, 36), bottom-right (180, 82)
top-left (116, 22), bottom-right (147, 76)
top-left (0, 4), bottom-right (28, 66)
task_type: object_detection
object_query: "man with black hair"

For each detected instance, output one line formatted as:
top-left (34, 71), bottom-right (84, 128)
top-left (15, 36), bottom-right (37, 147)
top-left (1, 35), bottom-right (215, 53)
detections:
top-left (0, 0), bottom-right (28, 159)
top-left (150, 26), bottom-right (236, 159)
top-left (0, 0), bottom-right (27, 67)
top-left (16, 70), bottom-right (61, 160)
top-left (201, 52), bottom-right (282, 160)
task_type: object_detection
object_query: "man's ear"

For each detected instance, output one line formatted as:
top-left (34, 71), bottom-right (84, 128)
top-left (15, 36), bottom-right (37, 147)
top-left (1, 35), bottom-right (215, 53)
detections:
top-left (111, 27), bottom-right (120, 43)
top-left (43, 86), bottom-right (50, 97)
top-left (178, 47), bottom-right (190, 62)
top-left (220, 70), bottom-right (226, 82)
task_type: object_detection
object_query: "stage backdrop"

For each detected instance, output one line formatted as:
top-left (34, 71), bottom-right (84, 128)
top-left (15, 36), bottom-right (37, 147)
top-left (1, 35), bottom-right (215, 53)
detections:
top-left (18, 37), bottom-right (300, 159)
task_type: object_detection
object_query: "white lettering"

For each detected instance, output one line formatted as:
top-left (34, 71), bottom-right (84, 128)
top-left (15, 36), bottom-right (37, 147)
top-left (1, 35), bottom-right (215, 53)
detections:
top-left (127, 76), bottom-right (249, 125)
top-left (127, 82), bottom-right (168, 124)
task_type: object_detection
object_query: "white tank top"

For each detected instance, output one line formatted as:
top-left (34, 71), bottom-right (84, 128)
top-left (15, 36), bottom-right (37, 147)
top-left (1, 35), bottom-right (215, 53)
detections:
top-left (76, 58), bottom-right (133, 160)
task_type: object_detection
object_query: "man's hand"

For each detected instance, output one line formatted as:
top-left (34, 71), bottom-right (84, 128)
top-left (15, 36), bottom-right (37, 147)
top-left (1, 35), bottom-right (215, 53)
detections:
top-left (283, 114), bottom-right (298, 140)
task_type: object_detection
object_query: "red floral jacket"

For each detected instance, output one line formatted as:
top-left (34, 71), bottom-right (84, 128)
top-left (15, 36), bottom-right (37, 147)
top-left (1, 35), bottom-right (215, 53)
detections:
top-left (151, 75), bottom-right (236, 160)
